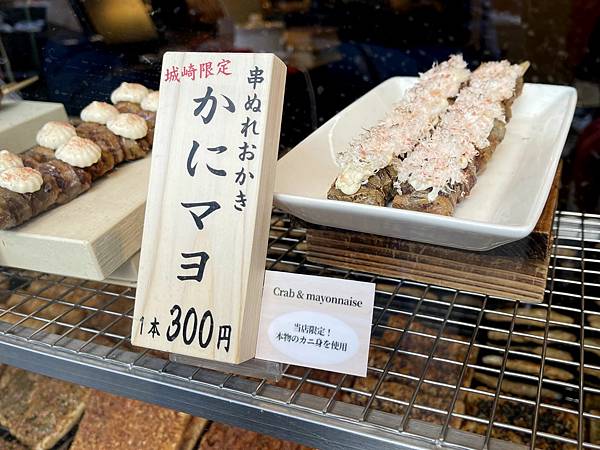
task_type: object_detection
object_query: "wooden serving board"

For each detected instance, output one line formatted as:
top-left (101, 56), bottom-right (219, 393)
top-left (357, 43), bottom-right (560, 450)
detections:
top-left (305, 168), bottom-right (561, 303)
top-left (0, 100), bottom-right (68, 153)
top-left (0, 157), bottom-right (150, 280)
top-left (103, 252), bottom-right (140, 287)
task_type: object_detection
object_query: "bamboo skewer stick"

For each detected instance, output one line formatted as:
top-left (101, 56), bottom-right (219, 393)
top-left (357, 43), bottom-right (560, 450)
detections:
top-left (0, 75), bottom-right (39, 102)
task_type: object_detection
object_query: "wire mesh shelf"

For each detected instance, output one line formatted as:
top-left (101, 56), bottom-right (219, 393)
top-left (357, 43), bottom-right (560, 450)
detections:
top-left (0, 210), bottom-right (598, 450)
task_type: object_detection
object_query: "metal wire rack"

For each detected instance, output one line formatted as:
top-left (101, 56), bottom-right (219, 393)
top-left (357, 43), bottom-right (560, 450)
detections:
top-left (0, 210), bottom-right (598, 450)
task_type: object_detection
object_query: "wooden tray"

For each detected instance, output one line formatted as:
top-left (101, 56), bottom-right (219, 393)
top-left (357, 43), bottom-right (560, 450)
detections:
top-left (0, 157), bottom-right (150, 280)
top-left (0, 100), bottom-right (68, 153)
top-left (305, 168), bottom-right (561, 303)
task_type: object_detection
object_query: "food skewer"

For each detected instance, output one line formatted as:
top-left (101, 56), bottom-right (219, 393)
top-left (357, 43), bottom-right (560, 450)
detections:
top-left (393, 60), bottom-right (530, 215)
top-left (327, 55), bottom-right (470, 206)
top-left (110, 82), bottom-right (158, 145)
top-left (0, 151), bottom-right (62, 228)
top-left (0, 81), bottom-right (156, 229)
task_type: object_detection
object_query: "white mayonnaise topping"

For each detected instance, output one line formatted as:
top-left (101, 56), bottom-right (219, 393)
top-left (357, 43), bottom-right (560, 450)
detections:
top-left (0, 150), bottom-right (24, 173)
top-left (395, 60), bottom-right (526, 201)
top-left (36, 121), bottom-right (76, 149)
top-left (80, 101), bottom-right (120, 124)
top-left (334, 54), bottom-right (470, 195)
top-left (106, 113), bottom-right (148, 140)
top-left (0, 167), bottom-right (43, 193)
top-left (55, 136), bottom-right (102, 168)
top-left (110, 82), bottom-right (149, 104)
top-left (141, 91), bottom-right (159, 112)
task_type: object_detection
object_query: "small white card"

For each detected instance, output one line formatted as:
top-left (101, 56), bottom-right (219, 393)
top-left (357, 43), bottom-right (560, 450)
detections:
top-left (256, 271), bottom-right (375, 376)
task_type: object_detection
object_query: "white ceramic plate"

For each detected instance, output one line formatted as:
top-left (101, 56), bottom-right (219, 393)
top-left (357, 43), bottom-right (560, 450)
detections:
top-left (273, 77), bottom-right (577, 251)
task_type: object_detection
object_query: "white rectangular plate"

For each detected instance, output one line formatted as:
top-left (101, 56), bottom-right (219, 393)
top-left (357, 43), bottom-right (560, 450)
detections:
top-left (0, 157), bottom-right (150, 280)
top-left (274, 77), bottom-right (576, 251)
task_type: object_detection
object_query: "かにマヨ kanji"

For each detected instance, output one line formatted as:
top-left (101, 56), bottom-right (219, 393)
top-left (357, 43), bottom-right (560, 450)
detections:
top-left (193, 87), bottom-right (235, 125)
top-left (177, 251), bottom-right (210, 282)
top-left (181, 201), bottom-right (220, 230)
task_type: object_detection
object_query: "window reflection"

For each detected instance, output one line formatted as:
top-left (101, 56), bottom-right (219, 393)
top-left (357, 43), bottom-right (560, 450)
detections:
top-left (0, 0), bottom-right (599, 211)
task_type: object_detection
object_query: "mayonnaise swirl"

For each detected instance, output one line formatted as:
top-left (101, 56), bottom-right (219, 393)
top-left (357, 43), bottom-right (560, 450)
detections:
top-left (0, 167), bottom-right (43, 193)
top-left (55, 136), bottom-right (102, 168)
top-left (110, 82), bottom-right (149, 104)
top-left (141, 91), bottom-right (159, 112)
top-left (80, 101), bottom-right (120, 124)
top-left (107, 113), bottom-right (148, 140)
top-left (0, 150), bottom-right (24, 173)
top-left (36, 121), bottom-right (76, 149)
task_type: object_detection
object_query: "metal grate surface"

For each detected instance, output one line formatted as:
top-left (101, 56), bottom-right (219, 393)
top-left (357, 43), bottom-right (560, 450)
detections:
top-left (0, 210), bottom-right (598, 450)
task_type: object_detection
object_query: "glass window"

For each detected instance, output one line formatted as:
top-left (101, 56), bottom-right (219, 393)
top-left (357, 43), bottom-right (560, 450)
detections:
top-left (1, 0), bottom-right (599, 211)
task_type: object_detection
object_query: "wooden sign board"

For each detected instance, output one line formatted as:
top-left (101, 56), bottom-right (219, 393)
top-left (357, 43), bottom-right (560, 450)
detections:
top-left (132, 52), bottom-right (286, 363)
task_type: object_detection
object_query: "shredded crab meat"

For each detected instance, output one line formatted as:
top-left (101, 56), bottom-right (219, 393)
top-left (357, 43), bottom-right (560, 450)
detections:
top-left (334, 54), bottom-right (470, 195)
top-left (396, 60), bottom-right (525, 201)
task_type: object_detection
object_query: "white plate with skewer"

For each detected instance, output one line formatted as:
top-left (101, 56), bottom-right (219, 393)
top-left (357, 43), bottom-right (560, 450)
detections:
top-left (273, 77), bottom-right (576, 251)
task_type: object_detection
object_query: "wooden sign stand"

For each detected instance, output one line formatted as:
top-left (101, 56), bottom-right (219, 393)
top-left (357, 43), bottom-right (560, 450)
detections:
top-left (305, 168), bottom-right (561, 303)
top-left (133, 52), bottom-right (286, 363)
